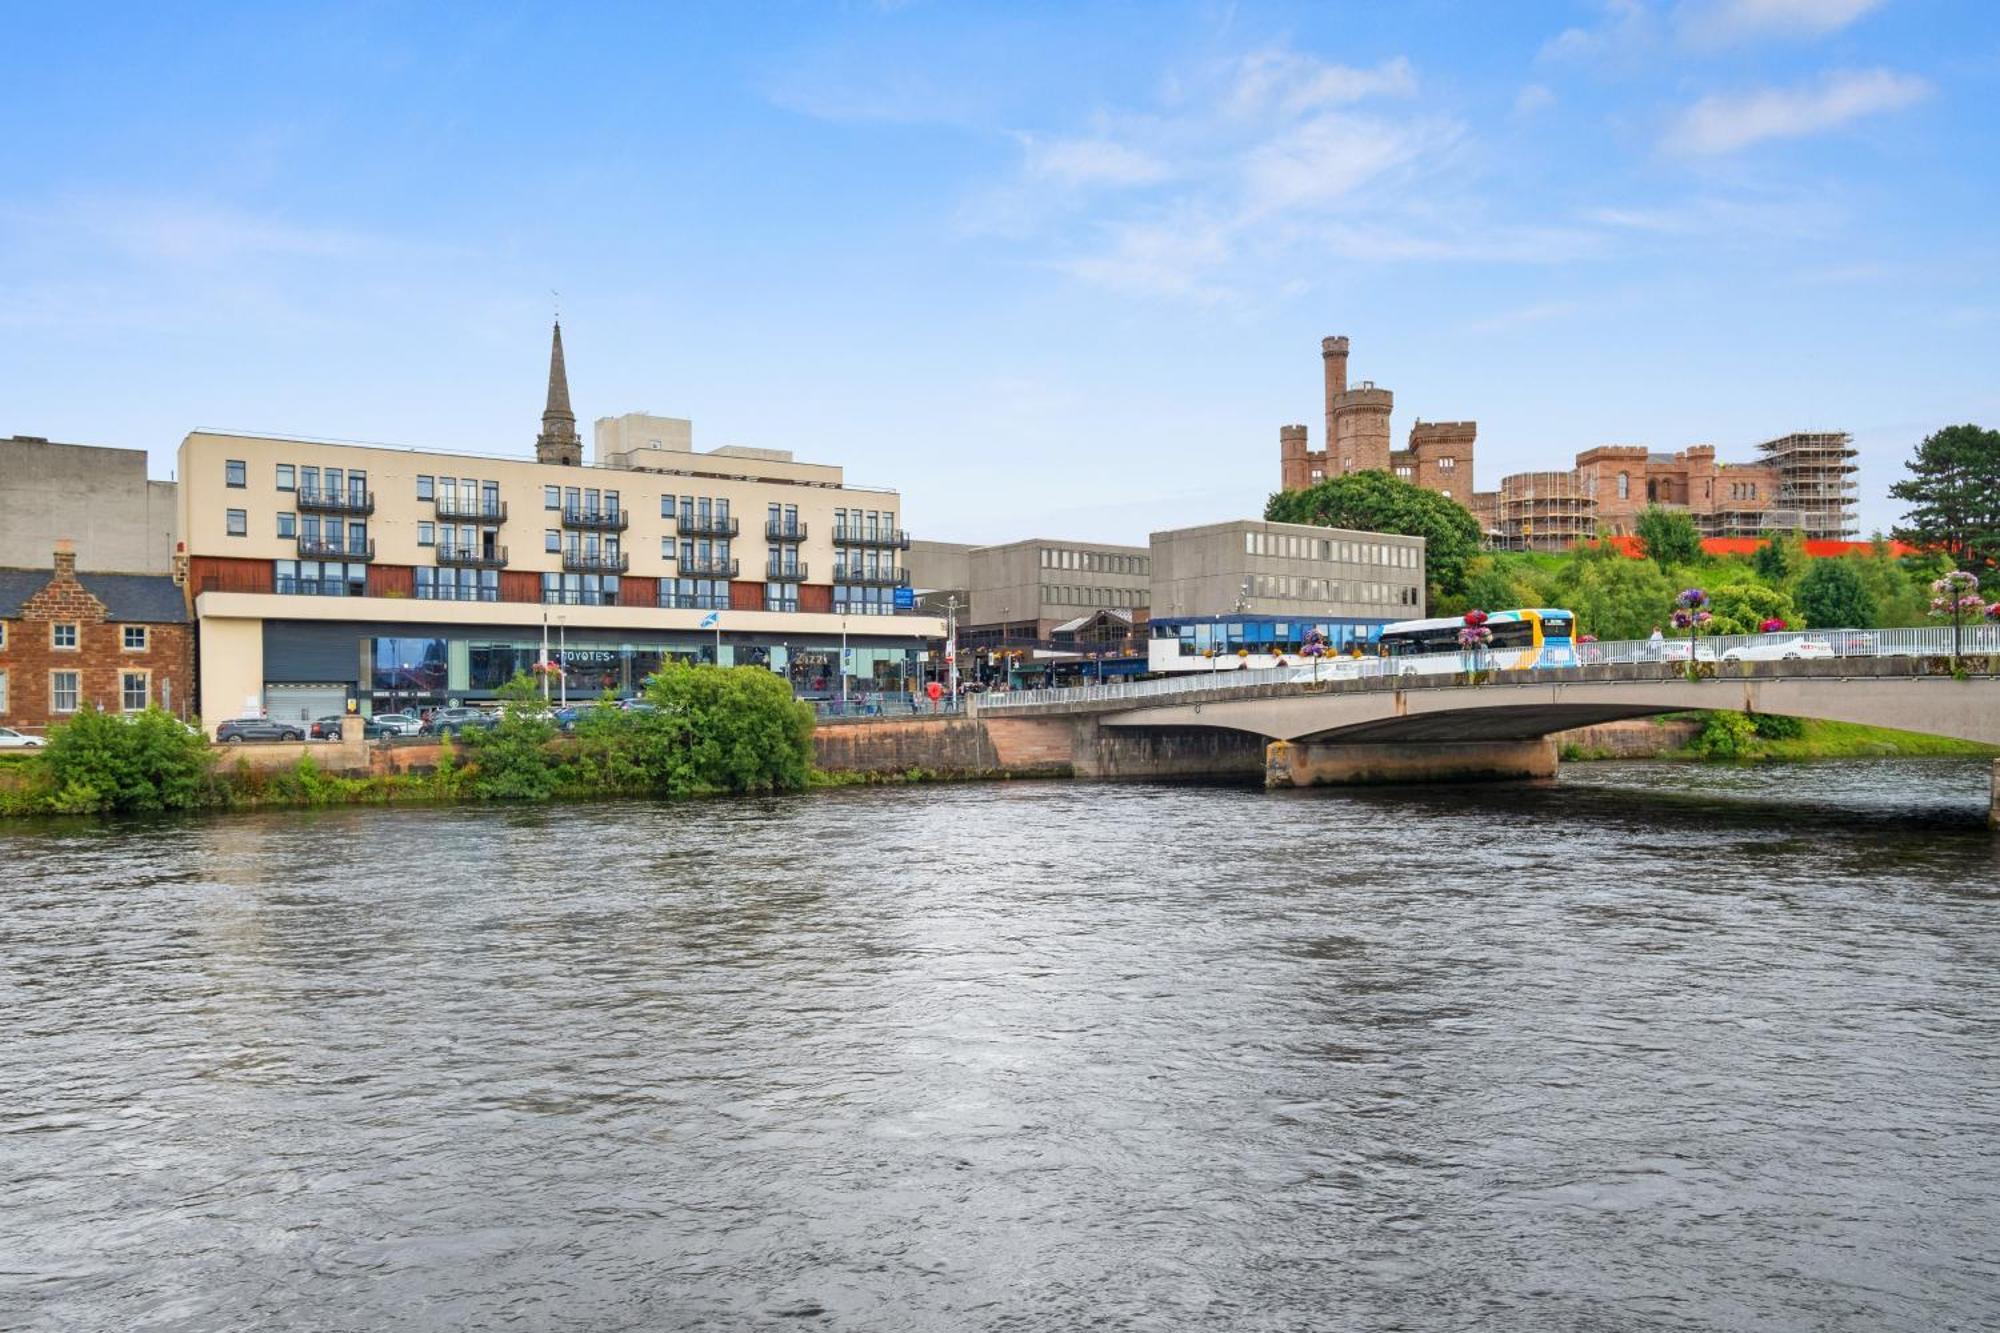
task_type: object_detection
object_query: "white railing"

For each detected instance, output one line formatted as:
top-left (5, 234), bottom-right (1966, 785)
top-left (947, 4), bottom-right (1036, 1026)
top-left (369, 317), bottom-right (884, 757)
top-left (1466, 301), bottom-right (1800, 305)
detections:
top-left (977, 625), bottom-right (1997, 711)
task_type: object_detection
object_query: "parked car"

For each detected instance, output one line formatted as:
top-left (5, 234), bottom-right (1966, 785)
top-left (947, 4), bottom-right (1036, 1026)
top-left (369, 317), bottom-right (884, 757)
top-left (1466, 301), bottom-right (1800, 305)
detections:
top-left (1657, 640), bottom-right (1722, 663)
top-left (216, 717), bottom-right (306, 743)
top-left (0, 726), bottom-right (46, 749)
top-left (371, 711), bottom-right (424, 736)
top-left (312, 715), bottom-right (396, 741)
top-left (1721, 636), bottom-right (1835, 663)
top-left (418, 707), bottom-right (499, 739)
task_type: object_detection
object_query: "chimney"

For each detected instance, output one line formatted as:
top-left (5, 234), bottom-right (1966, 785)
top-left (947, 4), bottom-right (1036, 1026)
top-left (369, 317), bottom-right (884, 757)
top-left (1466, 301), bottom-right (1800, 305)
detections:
top-left (53, 538), bottom-right (76, 580)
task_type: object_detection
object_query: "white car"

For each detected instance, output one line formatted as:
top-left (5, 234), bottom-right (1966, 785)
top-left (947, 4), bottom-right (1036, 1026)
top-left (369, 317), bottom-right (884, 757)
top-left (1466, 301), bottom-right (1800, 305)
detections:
top-left (0, 726), bottom-right (46, 748)
top-left (1721, 636), bottom-right (1835, 663)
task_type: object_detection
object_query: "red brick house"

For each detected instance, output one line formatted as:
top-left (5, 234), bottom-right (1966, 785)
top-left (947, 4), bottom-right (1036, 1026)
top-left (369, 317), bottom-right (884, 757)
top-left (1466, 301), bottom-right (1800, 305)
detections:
top-left (0, 539), bottom-right (193, 733)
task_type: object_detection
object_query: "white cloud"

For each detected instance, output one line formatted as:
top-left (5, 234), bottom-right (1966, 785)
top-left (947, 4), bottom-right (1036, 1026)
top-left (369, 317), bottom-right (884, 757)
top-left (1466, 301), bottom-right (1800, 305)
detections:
top-left (1020, 136), bottom-right (1171, 187)
top-left (1464, 300), bottom-right (1584, 334)
top-left (1663, 68), bottom-right (1931, 155)
top-left (1239, 113), bottom-right (1448, 216)
top-left (1676, 0), bottom-right (1887, 48)
top-left (1539, 0), bottom-right (1656, 65)
top-left (1513, 84), bottom-right (1557, 117)
top-left (1228, 52), bottom-right (1417, 118)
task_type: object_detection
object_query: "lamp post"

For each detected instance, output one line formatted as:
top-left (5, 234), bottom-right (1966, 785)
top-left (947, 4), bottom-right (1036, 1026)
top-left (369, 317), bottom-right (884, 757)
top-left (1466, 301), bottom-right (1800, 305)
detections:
top-left (540, 611), bottom-right (551, 702)
top-left (557, 615), bottom-right (567, 708)
top-left (840, 617), bottom-right (849, 707)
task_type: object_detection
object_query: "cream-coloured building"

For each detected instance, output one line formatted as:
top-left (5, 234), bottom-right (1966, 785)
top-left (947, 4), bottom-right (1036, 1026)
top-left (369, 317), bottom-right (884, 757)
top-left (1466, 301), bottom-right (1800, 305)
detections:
top-left (178, 323), bottom-right (940, 729)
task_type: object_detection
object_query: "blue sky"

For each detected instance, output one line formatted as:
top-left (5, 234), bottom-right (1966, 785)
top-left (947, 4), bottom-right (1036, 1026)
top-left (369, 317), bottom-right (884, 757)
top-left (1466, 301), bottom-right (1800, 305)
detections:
top-left (3, 0), bottom-right (1995, 543)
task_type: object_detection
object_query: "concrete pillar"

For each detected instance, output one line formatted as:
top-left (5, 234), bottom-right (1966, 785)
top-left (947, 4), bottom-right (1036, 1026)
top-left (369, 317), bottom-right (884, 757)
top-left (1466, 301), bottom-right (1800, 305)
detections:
top-left (337, 713), bottom-right (370, 776)
top-left (1267, 737), bottom-right (1558, 788)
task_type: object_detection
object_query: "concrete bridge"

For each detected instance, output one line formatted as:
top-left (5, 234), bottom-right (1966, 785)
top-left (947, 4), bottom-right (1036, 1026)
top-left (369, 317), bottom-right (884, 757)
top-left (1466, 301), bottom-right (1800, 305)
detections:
top-left (970, 656), bottom-right (2000, 820)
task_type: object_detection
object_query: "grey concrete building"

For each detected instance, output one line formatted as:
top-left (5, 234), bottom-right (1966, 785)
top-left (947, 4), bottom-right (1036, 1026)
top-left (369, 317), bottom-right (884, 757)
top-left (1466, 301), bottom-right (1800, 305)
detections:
top-left (1148, 519), bottom-right (1424, 620)
top-left (1, 435), bottom-right (179, 574)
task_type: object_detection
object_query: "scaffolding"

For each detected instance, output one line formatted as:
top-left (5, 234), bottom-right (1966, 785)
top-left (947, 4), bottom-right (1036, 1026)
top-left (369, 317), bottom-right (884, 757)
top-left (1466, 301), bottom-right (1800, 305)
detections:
top-left (1757, 432), bottom-right (1858, 540)
top-left (1491, 471), bottom-right (1596, 552)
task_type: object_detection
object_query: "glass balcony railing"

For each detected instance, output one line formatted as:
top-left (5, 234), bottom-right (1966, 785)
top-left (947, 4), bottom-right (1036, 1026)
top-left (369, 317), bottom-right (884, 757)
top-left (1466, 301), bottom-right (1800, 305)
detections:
top-left (296, 488), bottom-right (375, 515)
top-left (436, 544), bottom-right (509, 568)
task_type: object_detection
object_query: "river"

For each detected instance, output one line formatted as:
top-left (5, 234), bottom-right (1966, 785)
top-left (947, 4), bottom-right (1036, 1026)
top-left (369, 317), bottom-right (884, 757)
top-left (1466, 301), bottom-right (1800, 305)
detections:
top-left (4, 760), bottom-right (1999, 1331)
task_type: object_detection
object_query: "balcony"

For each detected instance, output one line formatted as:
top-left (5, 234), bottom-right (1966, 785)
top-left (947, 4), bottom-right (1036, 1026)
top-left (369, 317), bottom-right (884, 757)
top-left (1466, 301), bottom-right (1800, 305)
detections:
top-left (763, 598), bottom-right (800, 613)
top-left (765, 561), bottom-right (808, 581)
top-left (562, 549), bottom-right (630, 574)
top-left (415, 584), bottom-right (500, 603)
top-left (296, 535), bottom-right (376, 561)
top-left (562, 507), bottom-right (630, 532)
top-left (541, 590), bottom-right (621, 607)
top-left (436, 495), bottom-right (508, 522)
top-left (296, 487), bottom-right (375, 516)
top-left (765, 519), bottom-right (808, 542)
top-left (674, 513), bottom-right (739, 538)
top-left (831, 524), bottom-right (909, 549)
top-left (678, 555), bottom-right (740, 579)
top-left (274, 576), bottom-right (361, 597)
top-left (833, 565), bottom-right (909, 586)
top-left (658, 593), bottom-right (731, 611)
top-left (436, 543), bottom-right (509, 569)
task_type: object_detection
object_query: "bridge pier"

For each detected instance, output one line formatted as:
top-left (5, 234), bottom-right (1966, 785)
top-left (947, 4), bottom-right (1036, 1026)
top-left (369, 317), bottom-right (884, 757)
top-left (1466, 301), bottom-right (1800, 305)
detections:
top-left (1266, 737), bottom-right (1558, 789)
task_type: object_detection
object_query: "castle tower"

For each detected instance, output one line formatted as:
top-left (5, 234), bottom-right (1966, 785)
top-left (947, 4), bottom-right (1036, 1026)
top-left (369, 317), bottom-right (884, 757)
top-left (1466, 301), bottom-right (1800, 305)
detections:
top-left (1279, 423), bottom-right (1311, 490)
top-left (1333, 381), bottom-right (1394, 474)
top-left (535, 320), bottom-right (582, 466)
top-left (1321, 336), bottom-right (1349, 453)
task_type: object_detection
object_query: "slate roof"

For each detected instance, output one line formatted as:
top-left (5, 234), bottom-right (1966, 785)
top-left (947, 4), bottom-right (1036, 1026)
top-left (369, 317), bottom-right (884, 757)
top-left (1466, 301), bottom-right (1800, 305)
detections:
top-left (0, 568), bottom-right (188, 622)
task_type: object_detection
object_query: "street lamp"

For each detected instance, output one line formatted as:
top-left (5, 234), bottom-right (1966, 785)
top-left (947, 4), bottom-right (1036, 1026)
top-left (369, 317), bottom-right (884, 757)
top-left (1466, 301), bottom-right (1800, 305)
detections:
top-left (557, 615), bottom-right (567, 708)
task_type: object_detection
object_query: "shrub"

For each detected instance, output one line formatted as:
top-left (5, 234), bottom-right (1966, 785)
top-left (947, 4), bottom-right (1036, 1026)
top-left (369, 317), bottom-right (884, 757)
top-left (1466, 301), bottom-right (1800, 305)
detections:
top-left (1690, 710), bottom-right (1759, 759)
top-left (643, 661), bottom-right (816, 794)
top-left (467, 673), bottom-right (560, 800)
top-left (39, 705), bottom-right (215, 813)
top-left (1749, 712), bottom-right (1805, 740)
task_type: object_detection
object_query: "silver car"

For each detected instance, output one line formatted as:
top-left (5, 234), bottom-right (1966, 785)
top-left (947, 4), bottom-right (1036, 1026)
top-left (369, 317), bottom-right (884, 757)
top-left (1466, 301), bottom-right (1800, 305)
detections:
top-left (0, 726), bottom-right (45, 749)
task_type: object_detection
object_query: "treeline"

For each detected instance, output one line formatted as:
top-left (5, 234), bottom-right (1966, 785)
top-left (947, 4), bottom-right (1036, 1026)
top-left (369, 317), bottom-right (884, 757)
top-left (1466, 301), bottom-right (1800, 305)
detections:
top-left (0, 663), bottom-right (815, 817)
top-left (1435, 523), bottom-right (1948, 642)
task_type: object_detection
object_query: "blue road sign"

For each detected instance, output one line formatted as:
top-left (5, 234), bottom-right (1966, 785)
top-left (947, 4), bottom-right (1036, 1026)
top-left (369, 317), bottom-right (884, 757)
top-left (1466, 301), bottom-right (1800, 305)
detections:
top-left (893, 587), bottom-right (915, 610)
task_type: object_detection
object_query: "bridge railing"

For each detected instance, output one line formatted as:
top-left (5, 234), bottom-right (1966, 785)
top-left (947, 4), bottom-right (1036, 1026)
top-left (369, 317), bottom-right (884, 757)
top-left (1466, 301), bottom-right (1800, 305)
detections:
top-left (976, 625), bottom-right (1992, 710)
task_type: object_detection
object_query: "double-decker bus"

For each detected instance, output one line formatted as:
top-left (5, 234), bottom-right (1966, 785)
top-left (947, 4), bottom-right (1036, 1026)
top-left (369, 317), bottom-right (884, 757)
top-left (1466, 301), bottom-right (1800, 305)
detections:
top-left (1376, 608), bottom-right (1577, 676)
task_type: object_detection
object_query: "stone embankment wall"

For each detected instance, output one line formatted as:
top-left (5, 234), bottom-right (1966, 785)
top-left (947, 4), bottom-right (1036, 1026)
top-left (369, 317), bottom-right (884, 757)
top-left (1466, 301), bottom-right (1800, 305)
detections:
top-left (1551, 719), bottom-right (1699, 757)
top-left (811, 716), bottom-right (1075, 777)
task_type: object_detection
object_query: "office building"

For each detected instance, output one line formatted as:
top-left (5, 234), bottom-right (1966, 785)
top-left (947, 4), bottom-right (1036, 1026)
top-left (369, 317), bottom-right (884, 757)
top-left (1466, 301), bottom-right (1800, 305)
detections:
top-left (1, 435), bottom-right (179, 574)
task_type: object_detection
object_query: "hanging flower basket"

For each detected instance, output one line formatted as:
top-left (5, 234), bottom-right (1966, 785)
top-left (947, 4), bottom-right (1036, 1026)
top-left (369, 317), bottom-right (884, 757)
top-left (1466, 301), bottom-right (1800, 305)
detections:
top-left (1759, 618), bottom-right (1787, 633)
top-left (1457, 625), bottom-right (1493, 649)
top-left (1462, 608), bottom-right (1489, 627)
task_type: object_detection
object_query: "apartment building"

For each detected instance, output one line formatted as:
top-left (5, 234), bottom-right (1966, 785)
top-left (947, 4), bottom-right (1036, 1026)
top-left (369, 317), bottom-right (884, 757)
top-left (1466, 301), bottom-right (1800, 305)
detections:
top-left (177, 323), bottom-right (940, 728)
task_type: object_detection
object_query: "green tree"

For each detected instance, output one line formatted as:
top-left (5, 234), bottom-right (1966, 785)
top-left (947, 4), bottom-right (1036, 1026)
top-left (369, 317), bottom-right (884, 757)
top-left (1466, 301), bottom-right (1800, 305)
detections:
top-left (468, 673), bottom-right (560, 800)
top-left (643, 661), bottom-right (816, 794)
top-left (1749, 532), bottom-right (1805, 586)
top-left (1544, 541), bottom-right (1674, 641)
top-left (1437, 554), bottom-right (1551, 618)
top-left (1266, 470), bottom-right (1481, 603)
top-left (1849, 540), bottom-right (1928, 626)
top-left (1706, 582), bottom-right (1801, 635)
top-left (39, 705), bottom-right (214, 813)
top-left (1634, 506), bottom-right (1702, 567)
top-left (1795, 557), bottom-right (1879, 629)
top-left (1889, 423), bottom-right (2000, 571)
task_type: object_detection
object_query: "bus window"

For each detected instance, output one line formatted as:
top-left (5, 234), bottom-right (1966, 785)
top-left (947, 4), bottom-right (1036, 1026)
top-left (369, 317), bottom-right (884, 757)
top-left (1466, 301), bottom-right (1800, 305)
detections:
top-left (1541, 616), bottom-right (1574, 641)
top-left (1489, 620), bottom-right (1537, 650)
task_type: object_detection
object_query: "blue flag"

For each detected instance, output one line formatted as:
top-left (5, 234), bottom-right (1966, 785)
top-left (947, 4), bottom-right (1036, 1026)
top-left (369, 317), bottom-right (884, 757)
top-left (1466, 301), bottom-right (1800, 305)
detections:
top-left (699, 612), bottom-right (720, 629)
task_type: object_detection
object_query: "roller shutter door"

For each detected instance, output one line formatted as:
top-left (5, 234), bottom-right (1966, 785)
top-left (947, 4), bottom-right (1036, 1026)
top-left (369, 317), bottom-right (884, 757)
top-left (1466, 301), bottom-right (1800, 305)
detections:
top-left (264, 684), bottom-right (347, 727)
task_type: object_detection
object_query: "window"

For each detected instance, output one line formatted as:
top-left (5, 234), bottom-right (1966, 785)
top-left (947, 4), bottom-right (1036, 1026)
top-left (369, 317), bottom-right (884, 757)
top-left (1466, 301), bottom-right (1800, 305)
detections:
top-left (545, 529), bottom-right (560, 553)
top-left (51, 671), bottom-right (79, 714)
top-left (1439, 457), bottom-right (1455, 471)
top-left (226, 459), bottom-right (246, 487)
top-left (418, 522), bottom-right (435, 547)
top-left (1616, 473), bottom-right (1629, 500)
top-left (122, 671), bottom-right (148, 712)
top-left (545, 485), bottom-right (560, 510)
top-left (123, 625), bottom-right (147, 651)
top-left (418, 475), bottom-right (435, 501)
top-left (0, 670), bottom-right (7, 713)
top-left (0, 622), bottom-right (5, 650)
top-left (52, 623), bottom-right (78, 650)
top-left (226, 509), bottom-right (247, 536)
top-left (277, 512), bottom-right (296, 538)
top-left (662, 537), bottom-right (675, 560)
top-left (661, 493), bottom-right (676, 519)
top-left (276, 464), bottom-right (296, 491)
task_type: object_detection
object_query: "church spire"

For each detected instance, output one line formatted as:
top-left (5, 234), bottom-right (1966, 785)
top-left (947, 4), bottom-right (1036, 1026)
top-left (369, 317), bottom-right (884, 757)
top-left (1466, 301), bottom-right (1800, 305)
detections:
top-left (536, 319), bottom-right (582, 465)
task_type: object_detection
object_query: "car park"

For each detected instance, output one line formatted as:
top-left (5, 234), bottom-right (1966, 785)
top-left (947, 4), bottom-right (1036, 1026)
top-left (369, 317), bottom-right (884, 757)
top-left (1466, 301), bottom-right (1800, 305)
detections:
top-left (216, 717), bottom-right (306, 743)
top-left (0, 726), bottom-right (46, 748)
top-left (1721, 636), bottom-right (1835, 663)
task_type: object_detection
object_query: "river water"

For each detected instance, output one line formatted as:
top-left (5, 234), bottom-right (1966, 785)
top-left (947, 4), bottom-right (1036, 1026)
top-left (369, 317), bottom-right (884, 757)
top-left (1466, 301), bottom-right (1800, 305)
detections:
top-left (4, 760), bottom-right (1999, 1331)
